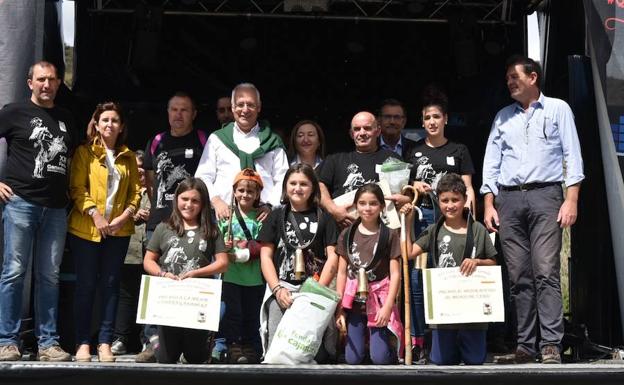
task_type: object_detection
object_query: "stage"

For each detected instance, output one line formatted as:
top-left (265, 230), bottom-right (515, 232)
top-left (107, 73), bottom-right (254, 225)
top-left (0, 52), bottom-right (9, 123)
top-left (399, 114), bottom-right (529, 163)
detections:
top-left (3, 358), bottom-right (624, 385)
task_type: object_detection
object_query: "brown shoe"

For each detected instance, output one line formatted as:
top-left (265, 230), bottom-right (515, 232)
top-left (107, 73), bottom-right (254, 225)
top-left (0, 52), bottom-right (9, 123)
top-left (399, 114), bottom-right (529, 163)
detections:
top-left (135, 347), bottom-right (156, 363)
top-left (37, 345), bottom-right (71, 362)
top-left (75, 344), bottom-right (92, 362)
top-left (493, 349), bottom-right (534, 364)
top-left (0, 345), bottom-right (21, 361)
top-left (541, 345), bottom-right (561, 364)
top-left (97, 344), bottom-right (116, 363)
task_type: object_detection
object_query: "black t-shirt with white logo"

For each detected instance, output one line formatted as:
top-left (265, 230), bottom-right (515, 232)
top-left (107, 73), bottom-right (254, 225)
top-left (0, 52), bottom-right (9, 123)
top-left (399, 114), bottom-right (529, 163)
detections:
top-left (407, 140), bottom-right (474, 207)
top-left (144, 129), bottom-right (207, 231)
top-left (407, 140), bottom-right (475, 188)
top-left (258, 207), bottom-right (338, 285)
top-left (318, 149), bottom-right (399, 198)
top-left (0, 101), bottom-right (75, 207)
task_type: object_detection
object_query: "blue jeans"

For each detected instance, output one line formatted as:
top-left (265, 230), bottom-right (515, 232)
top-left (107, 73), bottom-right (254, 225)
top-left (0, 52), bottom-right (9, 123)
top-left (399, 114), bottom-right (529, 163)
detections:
top-left (429, 329), bottom-right (487, 365)
top-left (0, 195), bottom-right (67, 348)
top-left (345, 309), bottom-right (395, 365)
top-left (69, 233), bottom-right (130, 345)
top-left (409, 206), bottom-right (436, 338)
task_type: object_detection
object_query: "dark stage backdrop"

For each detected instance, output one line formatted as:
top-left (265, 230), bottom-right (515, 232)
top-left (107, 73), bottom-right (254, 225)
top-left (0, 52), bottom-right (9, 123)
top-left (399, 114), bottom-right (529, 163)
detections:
top-left (71, 1), bottom-right (523, 165)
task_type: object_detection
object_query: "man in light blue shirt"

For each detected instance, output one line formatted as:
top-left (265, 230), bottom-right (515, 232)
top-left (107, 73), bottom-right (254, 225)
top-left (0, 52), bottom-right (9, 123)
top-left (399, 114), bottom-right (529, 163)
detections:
top-left (481, 55), bottom-right (584, 365)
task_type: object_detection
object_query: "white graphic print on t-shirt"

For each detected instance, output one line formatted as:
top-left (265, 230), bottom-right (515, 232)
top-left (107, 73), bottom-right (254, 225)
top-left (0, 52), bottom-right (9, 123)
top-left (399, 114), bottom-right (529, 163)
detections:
top-left (437, 234), bottom-right (456, 268)
top-left (155, 151), bottom-right (191, 208)
top-left (163, 236), bottom-right (199, 275)
top-left (414, 155), bottom-right (445, 192)
top-left (29, 117), bottom-right (68, 179)
top-left (347, 240), bottom-right (378, 281)
top-left (342, 163), bottom-right (375, 193)
top-left (277, 218), bottom-right (320, 281)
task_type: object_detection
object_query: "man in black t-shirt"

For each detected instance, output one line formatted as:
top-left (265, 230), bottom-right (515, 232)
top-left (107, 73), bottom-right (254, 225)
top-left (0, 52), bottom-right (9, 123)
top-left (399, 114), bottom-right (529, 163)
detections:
top-left (318, 111), bottom-right (400, 227)
top-left (143, 92), bottom-right (207, 235)
top-left (138, 91), bottom-right (207, 363)
top-left (0, 61), bottom-right (74, 362)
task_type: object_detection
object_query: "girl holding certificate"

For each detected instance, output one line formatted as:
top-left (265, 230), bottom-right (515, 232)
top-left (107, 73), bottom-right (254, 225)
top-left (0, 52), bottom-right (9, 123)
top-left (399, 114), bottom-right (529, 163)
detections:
top-left (258, 163), bottom-right (338, 362)
top-left (402, 173), bottom-right (496, 365)
top-left (143, 177), bottom-right (228, 364)
top-left (335, 183), bottom-right (403, 365)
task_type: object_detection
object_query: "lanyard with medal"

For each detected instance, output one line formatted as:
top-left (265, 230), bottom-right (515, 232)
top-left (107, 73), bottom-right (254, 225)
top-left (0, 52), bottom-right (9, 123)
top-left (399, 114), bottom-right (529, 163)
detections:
top-left (281, 205), bottom-right (321, 280)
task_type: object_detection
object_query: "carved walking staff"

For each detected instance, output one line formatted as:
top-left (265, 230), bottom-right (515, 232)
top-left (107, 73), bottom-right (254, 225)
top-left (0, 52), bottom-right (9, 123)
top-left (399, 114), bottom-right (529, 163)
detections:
top-left (400, 183), bottom-right (421, 365)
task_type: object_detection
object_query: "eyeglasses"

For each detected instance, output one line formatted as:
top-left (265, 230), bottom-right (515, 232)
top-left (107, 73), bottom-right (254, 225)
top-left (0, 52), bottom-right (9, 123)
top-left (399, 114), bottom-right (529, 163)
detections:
top-left (380, 114), bottom-right (405, 121)
top-left (234, 102), bottom-right (258, 111)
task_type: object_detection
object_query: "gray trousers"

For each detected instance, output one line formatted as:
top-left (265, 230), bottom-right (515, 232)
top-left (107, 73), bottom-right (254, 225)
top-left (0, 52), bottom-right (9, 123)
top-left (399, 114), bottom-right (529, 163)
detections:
top-left (496, 184), bottom-right (564, 355)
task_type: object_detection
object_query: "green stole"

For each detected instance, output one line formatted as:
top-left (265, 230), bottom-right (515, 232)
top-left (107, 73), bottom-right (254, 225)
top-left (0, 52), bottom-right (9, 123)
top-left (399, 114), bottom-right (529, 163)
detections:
top-left (214, 121), bottom-right (284, 170)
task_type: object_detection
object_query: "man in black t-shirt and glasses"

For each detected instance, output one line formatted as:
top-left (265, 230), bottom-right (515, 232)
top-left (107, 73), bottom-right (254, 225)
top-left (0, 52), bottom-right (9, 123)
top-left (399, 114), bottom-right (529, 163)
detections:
top-left (0, 61), bottom-right (74, 362)
top-left (318, 111), bottom-right (401, 228)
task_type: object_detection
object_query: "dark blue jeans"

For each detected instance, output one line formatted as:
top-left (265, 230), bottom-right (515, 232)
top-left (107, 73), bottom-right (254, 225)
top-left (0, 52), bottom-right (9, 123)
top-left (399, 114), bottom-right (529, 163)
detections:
top-left (70, 233), bottom-right (130, 345)
top-left (429, 328), bottom-right (487, 365)
top-left (221, 281), bottom-right (264, 355)
top-left (345, 309), bottom-right (395, 365)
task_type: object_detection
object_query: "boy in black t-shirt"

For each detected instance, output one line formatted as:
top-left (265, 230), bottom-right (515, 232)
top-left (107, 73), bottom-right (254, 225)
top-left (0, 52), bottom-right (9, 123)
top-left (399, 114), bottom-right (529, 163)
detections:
top-left (402, 173), bottom-right (497, 365)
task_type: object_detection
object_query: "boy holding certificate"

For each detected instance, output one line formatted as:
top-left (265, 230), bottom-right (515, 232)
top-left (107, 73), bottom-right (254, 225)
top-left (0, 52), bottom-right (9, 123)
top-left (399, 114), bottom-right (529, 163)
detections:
top-left (402, 173), bottom-right (497, 365)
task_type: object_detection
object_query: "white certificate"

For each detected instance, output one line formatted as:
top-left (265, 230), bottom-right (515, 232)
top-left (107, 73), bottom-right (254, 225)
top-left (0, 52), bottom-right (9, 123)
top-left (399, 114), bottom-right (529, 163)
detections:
top-left (423, 266), bottom-right (505, 324)
top-left (136, 275), bottom-right (222, 331)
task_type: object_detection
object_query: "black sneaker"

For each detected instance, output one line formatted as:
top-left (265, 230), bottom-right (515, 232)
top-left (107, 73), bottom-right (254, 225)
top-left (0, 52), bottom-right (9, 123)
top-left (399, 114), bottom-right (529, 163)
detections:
top-left (412, 345), bottom-right (428, 365)
top-left (228, 344), bottom-right (247, 364)
top-left (111, 339), bottom-right (127, 355)
top-left (242, 344), bottom-right (259, 364)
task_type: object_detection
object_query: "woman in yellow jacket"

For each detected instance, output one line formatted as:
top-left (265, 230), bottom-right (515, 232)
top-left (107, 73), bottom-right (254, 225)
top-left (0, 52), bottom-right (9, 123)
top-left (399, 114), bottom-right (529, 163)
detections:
top-left (68, 102), bottom-right (140, 362)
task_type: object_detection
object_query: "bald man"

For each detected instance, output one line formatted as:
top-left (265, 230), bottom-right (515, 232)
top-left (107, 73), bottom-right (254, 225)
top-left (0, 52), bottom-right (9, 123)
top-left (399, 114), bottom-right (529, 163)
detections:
top-left (319, 111), bottom-right (400, 226)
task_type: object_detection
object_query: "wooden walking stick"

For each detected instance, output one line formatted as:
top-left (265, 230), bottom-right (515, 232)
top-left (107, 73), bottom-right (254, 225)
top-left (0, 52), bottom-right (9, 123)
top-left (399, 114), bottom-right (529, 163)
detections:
top-left (400, 184), bottom-right (419, 365)
top-left (227, 193), bottom-right (235, 244)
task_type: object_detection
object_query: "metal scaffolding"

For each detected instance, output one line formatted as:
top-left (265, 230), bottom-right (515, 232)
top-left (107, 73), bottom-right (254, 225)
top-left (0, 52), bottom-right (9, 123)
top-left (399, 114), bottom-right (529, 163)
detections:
top-left (89, 0), bottom-right (516, 25)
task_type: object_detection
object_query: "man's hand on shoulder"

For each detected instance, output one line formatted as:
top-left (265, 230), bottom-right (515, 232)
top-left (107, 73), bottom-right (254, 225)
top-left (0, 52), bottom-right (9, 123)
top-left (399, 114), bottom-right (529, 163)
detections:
top-left (212, 196), bottom-right (231, 221)
top-left (331, 204), bottom-right (356, 228)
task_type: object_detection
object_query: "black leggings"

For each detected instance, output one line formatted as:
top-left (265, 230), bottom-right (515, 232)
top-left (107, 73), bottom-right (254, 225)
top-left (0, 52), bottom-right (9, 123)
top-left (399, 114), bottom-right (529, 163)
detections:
top-left (156, 326), bottom-right (211, 364)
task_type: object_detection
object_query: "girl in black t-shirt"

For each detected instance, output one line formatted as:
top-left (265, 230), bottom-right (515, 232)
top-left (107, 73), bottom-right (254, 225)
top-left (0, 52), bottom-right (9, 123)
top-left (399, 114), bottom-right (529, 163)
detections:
top-left (258, 163), bottom-right (338, 360)
top-left (335, 183), bottom-right (403, 365)
top-left (143, 177), bottom-right (228, 364)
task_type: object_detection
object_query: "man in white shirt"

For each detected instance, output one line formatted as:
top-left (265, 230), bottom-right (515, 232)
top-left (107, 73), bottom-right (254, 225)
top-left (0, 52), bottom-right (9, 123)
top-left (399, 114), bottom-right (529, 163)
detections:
top-left (195, 83), bottom-right (288, 221)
